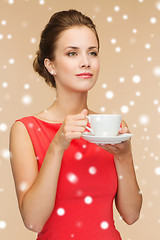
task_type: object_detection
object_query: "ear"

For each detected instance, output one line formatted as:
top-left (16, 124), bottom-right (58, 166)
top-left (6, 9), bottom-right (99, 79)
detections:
top-left (44, 58), bottom-right (56, 75)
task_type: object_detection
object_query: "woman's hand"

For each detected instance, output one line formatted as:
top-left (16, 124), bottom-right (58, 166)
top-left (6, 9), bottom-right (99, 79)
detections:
top-left (98, 121), bottom-right (132, 161)
top-left (54, 109), bottom-right (88, 151)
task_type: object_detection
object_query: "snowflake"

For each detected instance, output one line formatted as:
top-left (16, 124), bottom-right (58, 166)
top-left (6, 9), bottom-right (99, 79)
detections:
top-left (89, 166), bottom-right (97, 175)
top-left (106, 17), bottom-right (113, 22)
top-left (100, 221), bottom-right (109, 229)
top-left (132, 75), bottom-right (141, 84)
top-left (0, 221), bottom-right (7, 229)
top-left (22, 95), bottom-right (32, 105)
top-left (19, 182), bottom-right (28, 191)
top-left (57, 208), bottom-right (65, 216)
top-left (105, 91), bottom-right (114, 99)
top-left (155, 167), bottom-right (160, 175)
top-left (121, 105), bottom-right (129, 114)
top-left (84, 196), bottom-right (93, 204)
top-left (67, 173), bottom-right (78, 184)
top-left (139, 115), bottom-right (149, 125)
top-left (75, 152), bottom-right (83, 160)
top-left (0, 123), bottom-right (7, 132)
top-left (150, 17), bottom-right (157, 24)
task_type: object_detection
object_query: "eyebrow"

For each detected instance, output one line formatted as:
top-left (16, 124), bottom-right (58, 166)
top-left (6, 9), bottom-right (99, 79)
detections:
top-left (64, 46), bottom-right (98, 50)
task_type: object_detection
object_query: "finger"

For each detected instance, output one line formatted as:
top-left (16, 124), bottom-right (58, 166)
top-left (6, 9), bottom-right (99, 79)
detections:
top-left (118, 126), bottom-right (129, 134)
top-left (65, 131), bottom-right (82, 140)
top-left (71, 113), bottom-right (87, 120)
top-left (65, 125), bottom-right (85, 133)
top-left (98, 144), bottom-right (119, 153)
top-left (99, 143), bottom-right (118, 150)
top-left (81, 109), bottom-right (88, 117)
top-left (75, 120), bottom-right (88, 127)
top-left (67, 109), bottom-right (88, 121)
top-left (67, 120), bottom-right (87, 127)
top-left (74, 109), bottom-right (88, 120)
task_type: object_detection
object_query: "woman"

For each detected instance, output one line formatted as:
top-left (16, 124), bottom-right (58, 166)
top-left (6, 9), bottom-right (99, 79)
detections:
top-left (10, 9), bottom-right (142, 240)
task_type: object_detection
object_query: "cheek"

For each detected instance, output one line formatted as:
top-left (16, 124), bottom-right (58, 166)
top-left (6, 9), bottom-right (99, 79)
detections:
top-left (61, 61), bottom-right (77, 74)
top-left (94, 60), bottom-right (100, 73)
top-left (93, 57), bottom-right (100, 68)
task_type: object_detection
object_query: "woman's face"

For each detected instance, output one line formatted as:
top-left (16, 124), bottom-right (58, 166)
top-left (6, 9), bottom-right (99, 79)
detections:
top-left (52, 26), bottom-right (100, 93)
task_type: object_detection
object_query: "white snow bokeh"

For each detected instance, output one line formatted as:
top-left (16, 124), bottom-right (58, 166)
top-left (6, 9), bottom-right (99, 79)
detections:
top-left (100, 221), bottom-right (109, 230)
top-left (139, 115), bottom-right (149, 125)
top-left (106, 16), bottom-right (113, 22)
top-left (8, 0), bottom-right (14, 4)
top-left (0, 123), bottom-right (7, 132)
top-left (84, 196), bottom-right (93, 204)
top-left (19, 182), bottom-right (28, 192)
top-left (114, 6), bottom-right (120, 12)
top-left (39, 0), bottom-right (45, 5)
top-left (22, 95), bottom-right (32, 105)
top-left (8, 58), bottom-right (15, 64)
top-left (153, 66), bottom-right (160, 77)
top-left (89, 166), bottom-right (97, 175)
top-left (110, 38), bottom-right (117, 44)
top-left (24, 83), bottom-right (30, 89)
top-left (1, 20), bottom-right (7, 26)
top-left (155, 1), bottom-right (160, 10)
top-left (105, 91), bottom-right (114, 99)
top-left (150, 17), bottom-right (157, 24)
top-left (121, 105), bottom-right (129, 114)
top-left (0, 221), bottom-right (7, 229)
top-left (67, 173), bottom-right (79, 184)
top-left (1, 149), bottom-right (11, 159)
top-left (145, 43), bottom-right (151, 49)
top-left (2, 82), bottom-right (8, 88)
top-left (75, 152), bottom-right (83, 160)
top-left (132, 75), bottom-right (141, 84)
top-left (115, 46), bottom-right (121, 52)
top-left (122, 14), bottom-right (128, 20)
top-left (155, 167), bottom-right (160, 175)
top-left (57, 208), bottom-right (65, 216)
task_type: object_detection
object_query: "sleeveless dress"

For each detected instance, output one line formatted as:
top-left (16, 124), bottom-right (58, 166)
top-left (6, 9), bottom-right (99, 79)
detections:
top-left (16, 116), bottom-right (122, 240)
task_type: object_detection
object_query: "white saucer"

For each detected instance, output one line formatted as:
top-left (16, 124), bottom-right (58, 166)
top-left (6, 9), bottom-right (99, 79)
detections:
top-left (81, 132), bottom-right (132, 144)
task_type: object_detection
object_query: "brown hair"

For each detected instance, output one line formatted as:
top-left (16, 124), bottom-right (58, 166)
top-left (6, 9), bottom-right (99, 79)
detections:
top-left (33, 9), bottom-right (100, 88)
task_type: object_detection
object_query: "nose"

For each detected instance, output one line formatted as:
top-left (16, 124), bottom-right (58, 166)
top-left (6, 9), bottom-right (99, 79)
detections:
top-left (80, 54), bottom-right (90, 68)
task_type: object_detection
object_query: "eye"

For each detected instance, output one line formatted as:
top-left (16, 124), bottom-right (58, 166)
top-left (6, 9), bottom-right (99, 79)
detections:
top-left (89, 51), bottom-right (98, 56)
top-left (67, 52), bottom-right (77, 56)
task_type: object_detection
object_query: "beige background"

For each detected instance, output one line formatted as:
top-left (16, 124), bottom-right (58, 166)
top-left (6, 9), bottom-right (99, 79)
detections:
top-left (0, 0), bottom-right (160, 239)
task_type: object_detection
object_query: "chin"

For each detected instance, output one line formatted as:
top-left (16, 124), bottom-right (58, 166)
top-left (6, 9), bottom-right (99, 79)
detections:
top-left (79, 80), bottom-right (97, 91)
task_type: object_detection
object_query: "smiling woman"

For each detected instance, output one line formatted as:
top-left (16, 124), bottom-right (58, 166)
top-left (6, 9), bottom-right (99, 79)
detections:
top-left (9, 9), bottom-right (142, 240)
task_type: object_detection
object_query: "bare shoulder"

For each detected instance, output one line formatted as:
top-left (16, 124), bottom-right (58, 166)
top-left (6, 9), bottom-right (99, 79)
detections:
top-left (9, 120), bottom-right (37, 166)
top-left (10, 120), bottom-right (26, 135)
top-left (10, 120), bottom-right (32, 145)
top-left (10, 120), bottom-right (37, 160)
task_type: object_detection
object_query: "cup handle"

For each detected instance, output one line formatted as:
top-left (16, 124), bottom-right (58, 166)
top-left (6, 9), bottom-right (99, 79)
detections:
top-left (86, 116), bottom-right (94, 135)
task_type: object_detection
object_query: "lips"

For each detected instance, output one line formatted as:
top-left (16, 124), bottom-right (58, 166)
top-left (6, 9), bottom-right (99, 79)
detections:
top-left (76, 73), bottom-right (93, 77)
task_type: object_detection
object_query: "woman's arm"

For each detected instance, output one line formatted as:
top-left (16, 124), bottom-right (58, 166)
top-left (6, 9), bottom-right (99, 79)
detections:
top-left (9, 110), bottom-right (88, 233)
top-left (114, 142), bottom-right (142, 224)
top-left (99, 120), bottom-right (142, 225)
top-left (10, 121), bottom-right (64, 233)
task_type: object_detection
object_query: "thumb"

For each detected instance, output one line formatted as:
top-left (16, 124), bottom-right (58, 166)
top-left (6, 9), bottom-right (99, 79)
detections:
top-left (81, 109), bottom-right (88, 117)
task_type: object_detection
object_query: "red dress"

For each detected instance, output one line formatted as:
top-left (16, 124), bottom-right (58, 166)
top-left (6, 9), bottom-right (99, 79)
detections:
top-left (16, 116), bottom-right (122, 240)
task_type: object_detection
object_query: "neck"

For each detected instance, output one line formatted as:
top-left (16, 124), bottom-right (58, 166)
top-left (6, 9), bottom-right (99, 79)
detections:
top-left (49, 90), bottom-right (89, 121)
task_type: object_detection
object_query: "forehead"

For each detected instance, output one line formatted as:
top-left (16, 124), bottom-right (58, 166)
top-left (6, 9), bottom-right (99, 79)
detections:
top-left (56, 26), bottom-right (98, 49)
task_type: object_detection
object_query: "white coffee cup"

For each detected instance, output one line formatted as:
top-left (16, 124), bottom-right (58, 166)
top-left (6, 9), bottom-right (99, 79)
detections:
top-left (86, 114), bottom-right (121, 136)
